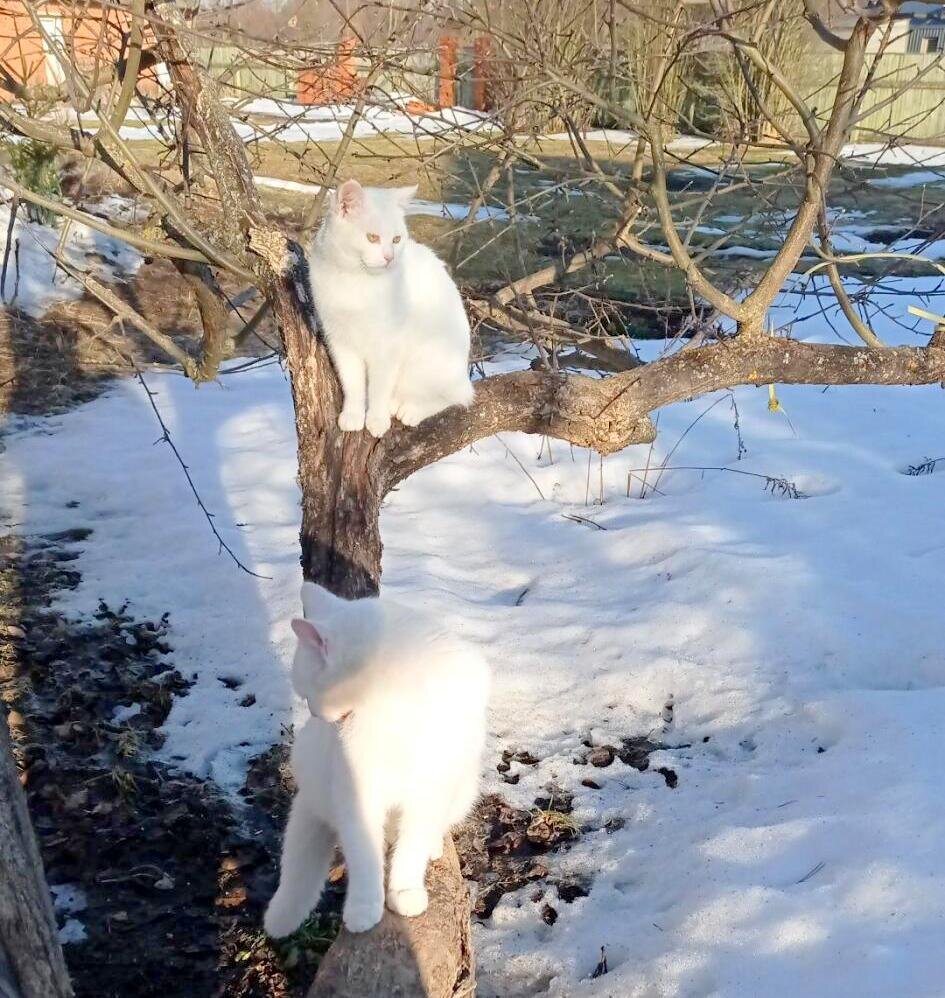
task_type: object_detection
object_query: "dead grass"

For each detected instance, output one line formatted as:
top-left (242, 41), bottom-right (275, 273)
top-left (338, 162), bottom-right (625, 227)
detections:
top-left (0, 257), bottom-right (277, 417)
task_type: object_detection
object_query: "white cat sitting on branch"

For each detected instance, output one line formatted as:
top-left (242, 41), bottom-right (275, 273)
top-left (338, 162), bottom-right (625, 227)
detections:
top-left (264, 582), bottom-right (490, 936)
top-left (307, 179), bottom-right (475, 437)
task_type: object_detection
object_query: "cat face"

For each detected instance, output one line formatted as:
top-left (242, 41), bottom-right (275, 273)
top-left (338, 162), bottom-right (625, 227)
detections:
top-left (290, 582), bottom-right (382, 719)
top-left (329, 179), bottom-right (416, 272)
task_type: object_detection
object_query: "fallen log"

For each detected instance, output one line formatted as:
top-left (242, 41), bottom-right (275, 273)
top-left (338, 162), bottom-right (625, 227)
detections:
top-left (308, 837), bottom-right (475, 998)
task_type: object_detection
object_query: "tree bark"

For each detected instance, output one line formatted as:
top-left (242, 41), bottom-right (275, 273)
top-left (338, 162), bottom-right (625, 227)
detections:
top-left (273, 265), bottom-right (388, 597)
top-left (0, 709), bottom-right (74, 998)
top-left (308, 838), bottom-right (474, 998)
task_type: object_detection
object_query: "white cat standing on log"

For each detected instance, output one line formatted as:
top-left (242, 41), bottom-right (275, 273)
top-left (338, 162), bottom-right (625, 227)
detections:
top-left (306, 179), bottom-right (475, 437)
top-left (264, 582), bottom-right (490, 936)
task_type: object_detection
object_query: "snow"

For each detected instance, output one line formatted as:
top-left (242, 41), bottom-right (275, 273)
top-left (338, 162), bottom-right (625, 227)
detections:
top-left (255, 176), bottom-right (521, 222)
top-left (111, 702), bottom-right (143, 723)
top-left (3, 275), bottom-right (945, 993)
top-left (545, 129), bottom-right (714, 153)
top-left (51, 884), bottom-right (88, 915)
top-left (230, 104), bottom-right (493, 145)
top-left (255, 176), bottom-right (326, 195)
top-left (0, 200), bottom-right (142, 316)
top-left (407, 200), bottom-right (520, 222)
top-left (840, 143), bottom-right (945, 167)
top-left (27, 98), bottom-right (493, 145)
top-left (870, 169), bottom-right (945, 189)
top-left (817, 230), bottom-right (945, 261)
top-left (58, 918), bottom-right (88, 945)
top-left (51, 884), bottom-right (88, 945)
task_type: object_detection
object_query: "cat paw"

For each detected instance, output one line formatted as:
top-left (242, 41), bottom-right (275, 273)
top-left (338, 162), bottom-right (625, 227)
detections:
top-left (338, 409), bottom-right (365, 432)
top-left (394, 404), bottom-right (427, 428)
top-left (343, 896), bottom-right (384, 933)
top-left (365, 411), bottom-right (391, 438)
top-left (428, 838), bottom-right (444, 862)
top-left (387, 887), bottom-right (429, 918)
top-left (263, 895), bottom-right (306, 938)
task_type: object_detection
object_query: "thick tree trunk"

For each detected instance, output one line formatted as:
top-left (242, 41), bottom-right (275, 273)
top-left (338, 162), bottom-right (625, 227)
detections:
top-left (271, 270), bottom-right (388, 598)
top-left (0, 709), bottom-right (73, 998)
top-left (308, 838), bottom-right (475, 998)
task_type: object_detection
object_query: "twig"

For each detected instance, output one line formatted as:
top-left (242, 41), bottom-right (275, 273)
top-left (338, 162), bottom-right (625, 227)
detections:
top-left (1, 195), bottom-right (17, 302)
top-left (651, 394), bottom-right (729, 495)
top-left (628, 464), bottom-right (808, 499)
top-left (561, 512), bottom-right (607, 530)
top-left (795, 861), bottom-right (826, 885)
top-left (496, 434), bottom-right (546, 501)
top-left (34, 241), bottom-right (200, 378)
top-left (904, 456), bottom-right (944, 476)
top-left (0, 176), bottom-right (209, 264)
top-left (135, 371), bottom-right (269, 578)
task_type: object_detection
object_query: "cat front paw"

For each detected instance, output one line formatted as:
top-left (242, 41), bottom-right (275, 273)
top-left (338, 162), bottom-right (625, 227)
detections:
top-left (263, 892), bottom-right (307, 938)
top-left (365, 411), bottom-right (391, 438)
top-left (428, 837), bottom-right (445, 862)
top-left (338, 409), bottom-right (365, 432)
top-left (387, 887), bottom-right (429, 918)
top-left (394, 403), bottom-right (426, 428)
top-left (343, 895), bottom-right (384, 933)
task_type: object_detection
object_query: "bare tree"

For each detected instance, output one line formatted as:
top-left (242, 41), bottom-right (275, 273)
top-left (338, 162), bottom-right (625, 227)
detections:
top-left (2, 0), bottom-right (944, 992)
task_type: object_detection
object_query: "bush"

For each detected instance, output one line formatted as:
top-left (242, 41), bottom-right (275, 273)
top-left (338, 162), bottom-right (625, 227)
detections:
top-left (4, 139), bottom-right (60, 226)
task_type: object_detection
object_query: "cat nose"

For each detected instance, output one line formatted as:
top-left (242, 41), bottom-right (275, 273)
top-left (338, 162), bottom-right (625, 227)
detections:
top-left (383, 251), bottom-right (394, 264)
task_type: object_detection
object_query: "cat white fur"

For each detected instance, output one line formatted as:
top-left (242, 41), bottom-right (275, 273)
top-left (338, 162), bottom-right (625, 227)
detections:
top-left (264, 582), bottom-right (490, 936)
top-left (307, 179), bottom-right (475, 438)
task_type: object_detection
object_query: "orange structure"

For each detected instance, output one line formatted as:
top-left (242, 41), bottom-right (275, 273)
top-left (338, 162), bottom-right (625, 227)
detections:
top-left (298, 36), bottom-right (361, 105)
top-left (437, 34), bottom-right (457, 108)
top-left (471, 33), bottom-right (492, 112)
top-left (0, 0), bottom-right (163, 96)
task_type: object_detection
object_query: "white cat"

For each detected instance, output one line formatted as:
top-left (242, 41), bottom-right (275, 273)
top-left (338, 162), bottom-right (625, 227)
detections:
top-left (307, 179), bottom-right (475, 438)
top-left (264, 582), bottom-right (490, 937)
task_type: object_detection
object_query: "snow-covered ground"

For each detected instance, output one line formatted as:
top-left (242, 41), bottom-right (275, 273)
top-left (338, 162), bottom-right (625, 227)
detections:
top-left (231, 103), bottom-right (494, 145)
top-left (0, 200), bottom-right (142, 316)
top-left (254, 176), bottom-right (522, 222)
top-left (2, 272), bottom-right (945, 994)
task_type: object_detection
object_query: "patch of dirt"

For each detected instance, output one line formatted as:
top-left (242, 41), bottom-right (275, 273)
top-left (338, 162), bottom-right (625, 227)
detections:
top-left (459, 734), bottom-right (685, 924)
top-left (573, 735), bottom-right (681, 788)
top-left (0, 528), bottom-right (315, 997)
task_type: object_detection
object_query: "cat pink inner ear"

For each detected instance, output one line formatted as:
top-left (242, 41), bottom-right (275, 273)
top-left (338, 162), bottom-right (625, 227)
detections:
top-left (336, 179), bottom-right (364, 217)
top-left (291, 617), bottom-right (326, 651)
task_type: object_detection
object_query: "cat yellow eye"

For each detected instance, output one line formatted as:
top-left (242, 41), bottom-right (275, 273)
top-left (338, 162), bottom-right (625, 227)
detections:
top-left (366, 233), bottom-right (380, 244)
top-left (393, 236), bottom-right (402, 244)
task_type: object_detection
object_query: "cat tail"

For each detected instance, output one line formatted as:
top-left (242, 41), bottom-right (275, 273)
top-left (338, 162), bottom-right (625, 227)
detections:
top-left (264, 806), bottom-right (335, 938)
top-left (285, 238), bottom-right (321, 338)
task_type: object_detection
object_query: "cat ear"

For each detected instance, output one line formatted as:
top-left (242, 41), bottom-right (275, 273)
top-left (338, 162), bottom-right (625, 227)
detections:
top-left (300, 580), bottom-right (319, 617)
top-left (392, 184), bottom-right (418, 207)
top-left (291, 617), bottom-right (326, 653)
top-left (335, 179), bottom-right (364, 217)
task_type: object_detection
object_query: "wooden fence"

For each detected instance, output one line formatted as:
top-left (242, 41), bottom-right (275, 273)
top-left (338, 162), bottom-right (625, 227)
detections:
top-left (193, 47), bottom-right (296, 100)
top-left (806, 52), bottom-right (945, 143)
top-left (190, 43), bottom-right (945, 145)
top-left (191, 46), bottom-right (438, 106)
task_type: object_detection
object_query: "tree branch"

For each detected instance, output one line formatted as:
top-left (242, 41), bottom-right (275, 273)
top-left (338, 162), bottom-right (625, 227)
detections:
top-left (802, 0), bottom-right (846, 52)
top-left (173, 259), bottom-right (231, 380)
top-left (46, 249), bottom-right (200, 378)
top-left (0, 177), bottom-right (210, 264)
top-left (384, 336), bottom-right (945, 487)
